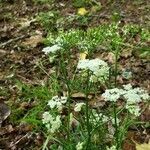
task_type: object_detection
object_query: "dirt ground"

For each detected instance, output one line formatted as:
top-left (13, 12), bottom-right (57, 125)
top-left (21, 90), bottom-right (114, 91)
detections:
top-left (0, 0), bottom-right (149, 149)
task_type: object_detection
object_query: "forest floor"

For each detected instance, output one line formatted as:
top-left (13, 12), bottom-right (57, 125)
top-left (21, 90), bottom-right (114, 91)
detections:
top-left (0, 0), bottom-right (149, 149)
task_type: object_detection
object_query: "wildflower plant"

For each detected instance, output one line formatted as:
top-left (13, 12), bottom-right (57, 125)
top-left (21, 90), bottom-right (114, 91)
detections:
top-left (39, 22), bottom-right (150, 150)
top-left (102, 84), bottom-right (149, 149)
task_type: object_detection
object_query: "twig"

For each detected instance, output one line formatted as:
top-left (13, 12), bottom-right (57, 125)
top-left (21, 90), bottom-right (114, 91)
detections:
top-left (0, 35), bottom-right (27, 48)
top-left (9, 132), bottom-right (32, 148)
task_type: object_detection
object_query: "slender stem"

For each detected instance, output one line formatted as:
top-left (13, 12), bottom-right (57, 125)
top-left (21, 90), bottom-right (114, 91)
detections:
top-left (59, 51), bottom-right (72, 148)
top-left (42, 135), bottom-right (51, 150)
top-left (113, 103), bottom-right (119, 150)
top-left (114, 47), bottom-right (119, 87)
top-left (113, 46), bottom-right (120, 149)
top-left (66, 81), bottom-right (71, 146)
top-left (85, 71), bottom-right (91, 149)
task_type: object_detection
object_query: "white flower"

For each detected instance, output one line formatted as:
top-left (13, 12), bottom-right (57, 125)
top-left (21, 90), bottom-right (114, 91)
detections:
top-left (77, 59), bottom-right (89, 70)
top-left (47, 96), bottom-right (67, 110)
top-left (42, 112), bottom-right (53, 124)
top-left (102, 88), bottom-right (122, 102)
top-left (123, 84), bottom-right (149, 104)
top-left (42, 45), bottom-right (61, 54)
top-left (42, 113), bottom-right (62, 133)
top-left (126, 104), bottom-right (141, 116)
top-left (124, 90), bottom-right (141, 104)
top-left (77, 59), bottom-right (108, 72)
top-left (102, 84), bottom-right (149, 103)
top-left (74, 103), bottom-right (85, 112)
top-left (141, 93), bottom-right (149, 100)
top-left (60, 96), bottom-right (67, 104)
top-left (90, 75), bottom-right (98, 83)
top-left (111, 117), bottom-right (120, 125)
top-left (50, 115), bottom-right (62, 133)
top-left (47, 99), bottom-right (58, 109)
top-left (45, 123), bottom-right (51, 130)
top-left (90, 111), bottom-right (109, 125)
top-left (123, 84), bottom-right (132, 90)
top-left (76, 142), bottom-right (84, 150)
top-left (77, 58), bottom-right (109, 83)
top-left (90, 66), bottom-right (109, 83)
top-left (107, 145), bottom-right (116, 150)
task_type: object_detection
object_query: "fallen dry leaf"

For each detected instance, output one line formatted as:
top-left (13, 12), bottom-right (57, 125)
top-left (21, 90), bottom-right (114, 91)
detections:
top-left (71, 92), bottom-right (93, 100)
top-left (79, 51), bottom-right (88, 60)
top-left (0, 124), bottom-right (14, 136)
top-left (106, 52), bottom-right (115, 63)
top-left (0, 102), bottom-right (11, 126)
top-left (121, 48), bottom-right (133, 58)
top-left (22, 33), bottom-right (43, 48)
top-left (19, 18), bottom-right (36, 29)
top-left (77, 8), bottom-right (88, 16)
top-left (0, 49), bottom-right (7, 55)
top-left (89, 96), bottom-right (106, 108)
top-left (135, 141), bottom-right (150, 150)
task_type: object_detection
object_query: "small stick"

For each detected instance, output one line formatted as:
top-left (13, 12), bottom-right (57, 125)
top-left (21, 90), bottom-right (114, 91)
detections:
top-left (0, 35), bottom-right (27, 48)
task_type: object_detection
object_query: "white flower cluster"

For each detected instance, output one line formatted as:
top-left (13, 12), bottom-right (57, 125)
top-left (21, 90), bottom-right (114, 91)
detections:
top-left (77, 58), bottom-right (109, 83)
top-left (125, 105), bottom-right (141, 117)
top-left (42, 112), bottom-right (61, 133)
top-left (90, 110), bottom-right (120, 125)
top-left (76, 142), bottom-right (84, 150)
top-left (102, 88), bottom-right (124, 102)
top-left (123, 84), bottom-right (149, 104)
top-left (42, 95), bottom-right (67, 133)
top-left (48, 96), bottom-right (67, 111)
top-left (102, 84), bottom-right (149, 116)
top-left (42, 44), bottom-right (61, 54)
top-left (90, 111), bottom-right (109, 125)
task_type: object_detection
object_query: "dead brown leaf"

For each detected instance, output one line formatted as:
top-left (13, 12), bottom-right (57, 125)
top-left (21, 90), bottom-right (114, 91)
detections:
top-left (22, 33), bottom-right (43, 48)
top-left (0, 102), bottom-right (11, 126)
top-left (121, 48), bottom-right (133, 58)
top-left (0, 49), bottom-right (7, 55)
top-left (89, 96), bottom-right (106, 108)
top-left (19, 18), bottom-right (36, 29)
top-left (71, 92), bottom-right (93, 100)
top-left (0, 124), bottom-right (14, 136)
top-left (106, 52), bottom-right (115, 63)
top-left (135, 140), bottom-right (150, 150)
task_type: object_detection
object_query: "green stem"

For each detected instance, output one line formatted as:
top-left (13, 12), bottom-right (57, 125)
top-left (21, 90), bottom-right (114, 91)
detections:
top-left (85, 72), bottom-right (91, 149)
top-left (114, 46), bottom-right (120, 149)
top-left (113, 103), bottom-right (119, 150)
top-left (114, 47), bottom-right (119, 87)
top-left (66, 81), bottom-right (71, 146)
top-left (59, 52), bottom-right (72, 148)
top-left (42, 135), bottom-right (51, 150)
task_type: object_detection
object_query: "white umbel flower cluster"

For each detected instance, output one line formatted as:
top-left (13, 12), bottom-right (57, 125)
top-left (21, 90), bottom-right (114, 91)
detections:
top-left (90, 110), bottom-right (109, 125)
top-left (102, 84), bottom-right (149, 116)
top-left (90, 110), bottom-right (120, 125)
top-left (42, 45), bottom-right (61, 54)
top-left (48, 96), bottom-right (67, 111)
top-left (102, 88), bottom-right (124, 102)
top-left (77, 58), bottom-right (109, 83)
top-left (125, 105), bottom-right (141, 116)
top-left (42, 112), bottom-right (61, 133)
